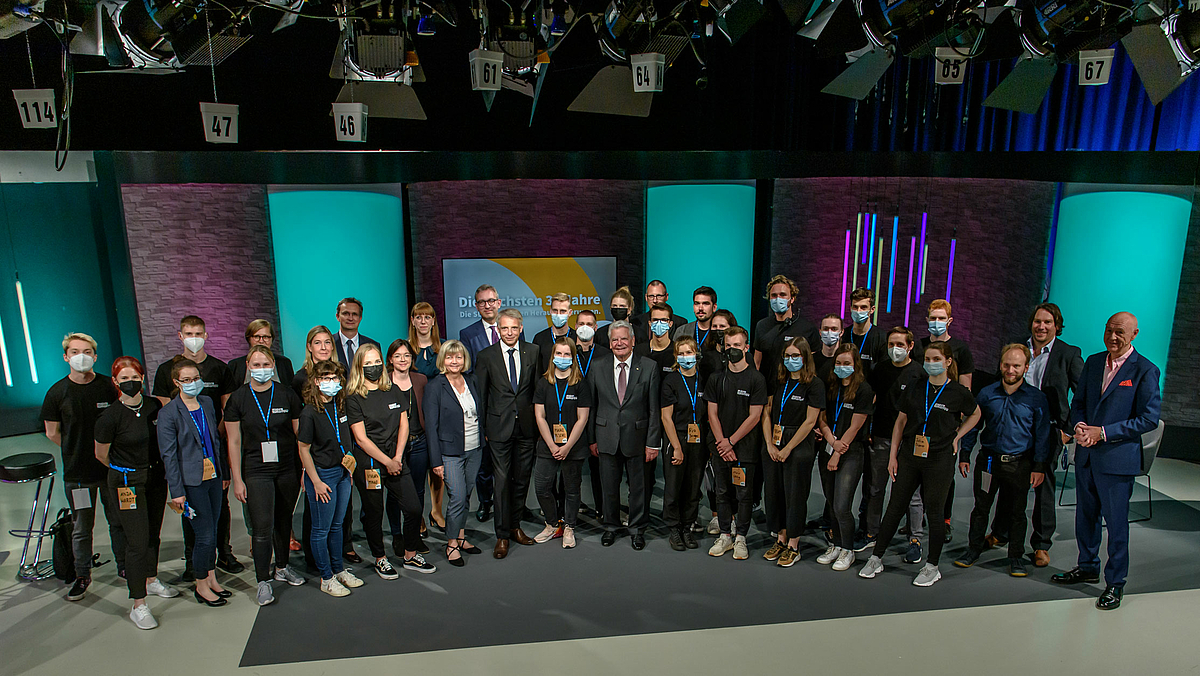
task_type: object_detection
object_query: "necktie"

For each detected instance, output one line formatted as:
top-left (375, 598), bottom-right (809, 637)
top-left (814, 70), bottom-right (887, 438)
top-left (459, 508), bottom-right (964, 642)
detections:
top-left (508, 348), bottom-right (518, 391)
top-left (617, 362), bottom-right (628, 404)
top-left (346, 338), bottom-right (355, 362)
top-left (490, 325), bottom-right (499, 345)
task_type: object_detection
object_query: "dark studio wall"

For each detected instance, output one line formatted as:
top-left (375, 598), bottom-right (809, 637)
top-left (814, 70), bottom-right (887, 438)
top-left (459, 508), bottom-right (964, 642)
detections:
top-left (1161, 186), bottom-right (1200, 428)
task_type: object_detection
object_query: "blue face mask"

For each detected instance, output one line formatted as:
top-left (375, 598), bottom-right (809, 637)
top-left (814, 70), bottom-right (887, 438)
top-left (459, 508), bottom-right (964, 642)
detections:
top-left (783, 356), bottom-right (804, 372)
top-left (820, 330), bottom-right (841, 346)
top-left (924, 361), bottom-right (946, 376)
top-left (834, 364), bottom-right (855, 379)
top-left (851, 309), bottom-right (871, 324)
top-left (676, 355), bottom-right (698, 370)
top-left (552, 356), bottom-right (573, 371)
top-left (179, 380), bottom-right (204, 397)
top-left (769, 297), bottom-right (789, 314)
top-left (650, 320), bottom-right (670, 337)
top-left (550, 313), bottom-right (569, 329)
top-left (928, 319), bottom-right (948, 336)
top-left (318, 380), bottom-right (342, 397)
top-left (250, 368), bottom-right (274, 383)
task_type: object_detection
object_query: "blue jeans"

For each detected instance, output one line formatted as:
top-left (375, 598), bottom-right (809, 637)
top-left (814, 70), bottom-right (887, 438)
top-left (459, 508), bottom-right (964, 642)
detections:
top-left (184, 478), bottom-right (224, 578)
top-left (387, 434), bottom-right (429, 537)
top-left (305, 466), bottom-right (352, 580)
top-left (443, 448), bottom-right (483, 539)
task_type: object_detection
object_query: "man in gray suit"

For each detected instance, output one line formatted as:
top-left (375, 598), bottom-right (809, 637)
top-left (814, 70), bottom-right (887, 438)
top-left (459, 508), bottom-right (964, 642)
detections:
top-left (588, 320), bottom-right (662, 550)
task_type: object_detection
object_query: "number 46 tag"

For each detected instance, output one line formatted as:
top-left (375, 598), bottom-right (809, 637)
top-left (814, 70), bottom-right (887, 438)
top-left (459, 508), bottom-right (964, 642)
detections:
top-left (12, 89), bottom-right (57, 129)
top-left (934, 48), bottom-right (967, 85)
top-left (199, 102), bottom-right (239, 144)
top-left (332, 102), bottom-right (367, 142)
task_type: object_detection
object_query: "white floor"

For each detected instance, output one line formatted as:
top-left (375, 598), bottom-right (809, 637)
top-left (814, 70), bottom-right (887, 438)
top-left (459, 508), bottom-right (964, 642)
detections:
top-left (2, 433), bottom-right (1199, 676)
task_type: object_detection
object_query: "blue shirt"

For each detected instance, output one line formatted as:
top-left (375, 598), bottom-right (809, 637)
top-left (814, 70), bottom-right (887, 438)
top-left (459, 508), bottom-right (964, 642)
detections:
top-left (960, 381), bottom-right (1052, 468)
top-left (189, 407), bottom-right (216, 460)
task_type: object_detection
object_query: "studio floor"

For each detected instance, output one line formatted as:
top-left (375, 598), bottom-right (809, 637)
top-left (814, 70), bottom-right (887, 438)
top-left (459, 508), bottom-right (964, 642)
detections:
top-left (2, 432), bottom-right (1199, 676)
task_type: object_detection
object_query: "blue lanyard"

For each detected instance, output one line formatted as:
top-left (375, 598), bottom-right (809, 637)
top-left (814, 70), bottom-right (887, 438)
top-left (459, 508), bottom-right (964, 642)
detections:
top-left (190, 407), bottom-right (212, 459)
top-left (553, 378), bottom-right (569, 424)
top-left (852, 328), bottom-right (871, 355)
top-left (324, 404), bottom-right (348, 456)
top-left (251, 384), bottom-right (275, 441)
top-left (923, 380), bottom-right (948, 436)
top-left (695, 323), bottom-right (711, 347)
top-left (832, 385), bottom-right (846, 429)
top-left (777, 378), bottom-right (803, 425)
top-left (576, 348), bottom-right (594, 377)
top-left (680, 373), bottom-right (699, 424)
top-left (110, 464), bottom-right (134, 486)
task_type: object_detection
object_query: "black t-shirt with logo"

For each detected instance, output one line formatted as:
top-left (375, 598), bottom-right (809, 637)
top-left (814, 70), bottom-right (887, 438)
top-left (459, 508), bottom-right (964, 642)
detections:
top-left (869, 360), bottom-right (927, 438)
top-left (752, 314), bottom-right (819, 395)
top-left (634, 342), bottom-right (676, 382)
top-left (224, 383), bottom-right (303, 473)
top-left (825, 380), bottom-right (875, 446)
top-left (533, 376), bottom-right (593, 460)
top-left (40, 374), bottom-right (118, 483)
top-left (661, 370), bottom-right (706, 434)
top-left (915, 336), bottom-right (975, 377)
top-left (704, 367), bottom-right (768, 462)
top-left (842, 326), bottom-right (887, 376)
top-left (897, 379), bottom-right (977, 457)
top-left (345, 387), bottom-right (410, 466)
top-left (152, 355), bottom-right (233, 423)
top-left (94, 396), bottom-right (163, 471)
top-left (771, 375), bottom-right (826, 437)
top-left (297, 401), bottom-right (353, 469)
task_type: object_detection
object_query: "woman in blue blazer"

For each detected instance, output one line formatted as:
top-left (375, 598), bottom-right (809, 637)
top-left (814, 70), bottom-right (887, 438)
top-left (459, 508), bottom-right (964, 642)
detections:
top-left (424, 340), bottom-right (486, 566)
top-left (158, 359), bottom-right (229, 607)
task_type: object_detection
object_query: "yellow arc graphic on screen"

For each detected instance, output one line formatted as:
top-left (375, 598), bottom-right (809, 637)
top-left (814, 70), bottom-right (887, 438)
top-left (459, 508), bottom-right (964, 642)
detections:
top-left (493, 257), bottom-right (605, 328)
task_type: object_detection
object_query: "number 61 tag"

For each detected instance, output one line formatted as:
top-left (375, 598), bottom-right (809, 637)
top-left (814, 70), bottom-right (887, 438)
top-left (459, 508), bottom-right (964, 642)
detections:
top-left (199, 102), bottom-right (239, 144)
top-left (13, 89), bottom-right (57, 129)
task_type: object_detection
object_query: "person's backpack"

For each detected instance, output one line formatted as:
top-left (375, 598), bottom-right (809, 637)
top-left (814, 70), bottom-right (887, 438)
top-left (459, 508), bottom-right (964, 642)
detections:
top-left (51, 508), bottom-right (75, 582)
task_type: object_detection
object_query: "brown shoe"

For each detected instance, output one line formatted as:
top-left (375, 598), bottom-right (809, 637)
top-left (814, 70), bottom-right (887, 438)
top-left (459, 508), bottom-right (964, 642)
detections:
top-left (1033, 549), bottom-right (1050, 567)
top-left (984, 534), bottom-right (1004, 549)
top-left (512, 528), bottom-right (536, 546)
top-left (493, 538), bottom-right (510, 559)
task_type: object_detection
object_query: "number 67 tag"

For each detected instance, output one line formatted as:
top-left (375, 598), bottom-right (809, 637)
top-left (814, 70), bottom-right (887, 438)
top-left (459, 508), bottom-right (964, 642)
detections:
top-left (199, 102), bottom-right (239, 144)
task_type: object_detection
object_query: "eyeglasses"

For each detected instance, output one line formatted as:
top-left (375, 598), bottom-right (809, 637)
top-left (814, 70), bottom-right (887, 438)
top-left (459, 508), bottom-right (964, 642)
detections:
top-left (177, 377), bottom-right (202, 385)
top-left (475, 298), bottom-right (501, 307)
top-left (646, 293), bottom-right (666, 301)
top-left (251, 334), bottom-right (273, 341)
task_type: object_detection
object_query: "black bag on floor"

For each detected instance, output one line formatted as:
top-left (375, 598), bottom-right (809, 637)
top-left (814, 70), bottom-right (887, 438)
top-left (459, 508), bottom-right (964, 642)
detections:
top-left (51, 508), bottom-right (75, 582)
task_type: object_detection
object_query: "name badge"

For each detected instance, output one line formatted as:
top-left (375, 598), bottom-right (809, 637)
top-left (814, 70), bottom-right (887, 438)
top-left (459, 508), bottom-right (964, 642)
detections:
top-left (914, 435), bottom-right (930, 458)
top-left (364, 468), bottom-right (382, 490)
top-left (71, 487), bottom-right (92, 510)
top-left (118, 486), bottom-right (137, 511)
top-left (388, 403), bottom-right (402, 410)
top-left (731, 466), bottom-right (746, 486)
top-left (96, 402), bottom-right (110, 409)
top-left (553, 423), bottom-right (568, 444)
top-left (981, 469), bottom-right (993, 493)
top-left (687, 423), bottom-right (701, 444)
top-left (202, 457), bottom-right (218, 479)
top-left (167, 501), bottom-right (185, 515)
top-left (824, 443), bottom-right (835, 456)
top-left (772, 424), bottom-right (783, 446)
top-left (261, 441), bottom-right (279, 463)
top-left (341, 453), bottom-right (357, 474)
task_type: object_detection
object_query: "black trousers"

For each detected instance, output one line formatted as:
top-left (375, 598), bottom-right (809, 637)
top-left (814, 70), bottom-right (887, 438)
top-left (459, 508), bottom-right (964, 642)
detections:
top-left (533, 455), bottom-right (584, 527)
top-left (859, 438), bottom-right (892, 536)
top-left (662, 438), bottom-right (708, 530)
top-left (490, 436), bottom-right (537, 539)
top-left (968, 454), bottom-right (1033, 559)
top-left (587, 453), bottom-right (605, 514)
top-left (761, 434), bottom-right (816, 536)
top-left (106, 467), bottom-right (167, 600)
top-left (476, 442), bottom-right (494, 508)
top-left (872, 451), bottom-right (956, 566)
top-left (711, 449), bottom-right (756, 537)
top-left (643, 456), bottom-right (658, 523)
top-left (352, 462), bottom-right (423, 557)
top-left (990, 452), bottom-right (1058, 551)
top-left (183, 484), bottom-right (232, 567)
top-left (600, 451), bottom-right (648, 532)
top-left (818, 443), bottom-right (865, 549)
top-left (245, 468), bottom-right (300, 582)
top-left (386, 434), bottom-right (429, 538)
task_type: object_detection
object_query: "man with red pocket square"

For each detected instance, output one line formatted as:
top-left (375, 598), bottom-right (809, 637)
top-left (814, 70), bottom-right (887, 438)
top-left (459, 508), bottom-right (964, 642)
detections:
top-left (1053, 312), bottom-right (1160, 610)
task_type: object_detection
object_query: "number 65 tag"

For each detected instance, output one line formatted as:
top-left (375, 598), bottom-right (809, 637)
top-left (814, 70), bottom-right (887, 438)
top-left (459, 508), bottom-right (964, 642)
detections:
top-left (934, 47), bottom-right (967, 85)
top-left (199, 102), bottom-right (239, 144)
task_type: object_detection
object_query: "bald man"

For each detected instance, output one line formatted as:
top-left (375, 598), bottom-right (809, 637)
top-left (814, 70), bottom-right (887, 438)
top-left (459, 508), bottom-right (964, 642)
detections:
top-left (1052, 312), bottom-right (1160, 611)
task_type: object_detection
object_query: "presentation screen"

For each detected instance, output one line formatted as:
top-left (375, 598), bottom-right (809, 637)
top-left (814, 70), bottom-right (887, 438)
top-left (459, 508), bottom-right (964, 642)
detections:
top-left (442, 257), bottom-right (618, 339)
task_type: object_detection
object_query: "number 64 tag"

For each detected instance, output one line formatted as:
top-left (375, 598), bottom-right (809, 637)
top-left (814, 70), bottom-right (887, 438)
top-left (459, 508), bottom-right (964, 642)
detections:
top-left (199, 102), bottom-right (239, 144)
top-left (12, 89), bottom-right (57, 129)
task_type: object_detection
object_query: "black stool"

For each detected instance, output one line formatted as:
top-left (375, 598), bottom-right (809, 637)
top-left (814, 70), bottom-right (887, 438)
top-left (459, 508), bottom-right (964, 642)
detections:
top-left (1, 452), bottom-right (58, 580)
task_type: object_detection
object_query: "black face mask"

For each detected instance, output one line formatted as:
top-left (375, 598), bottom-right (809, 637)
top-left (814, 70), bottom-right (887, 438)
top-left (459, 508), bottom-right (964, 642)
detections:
top-left (725, 348), bottom-right (745, 364)
top-left (118, 380), bottom-right (143, 397)
top-left (363, 364), bottom-right (384, 382)
top-left (610, 306), bottom-right (629, 321)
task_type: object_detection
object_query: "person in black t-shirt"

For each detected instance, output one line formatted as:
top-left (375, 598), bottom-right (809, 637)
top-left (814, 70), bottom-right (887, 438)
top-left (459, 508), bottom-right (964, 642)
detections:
top-left (228, 319), bottom-right (296, 388)
top-left (752, 275), bottom-right (819, 395)
top-left (860, 341), bottom-right (980, 587)
top-left (814, 314), bottom-right (843, 379)
top-left (697, 309), bottom-right (733, 534)
top-left (842, 288), bottom-right (886, 377)
top-left (660, 337), bottom-right (709, 551)
top-left (533, 293), bottom-right (576, 373)
top-left (704, 327), bottom-right (767, 559)
top-left (41, 332), bottom-right (122, 600)
top-left (595, 286), bottom-right (634, 349)
top-left (95, 355), bottom-right (177, 628)
top-left (573, 310), bottom-right (610, 518)
top-left (760, 336), bottom-right (824, 567)
top-left (531, 338), bottom-right (593, 548)
top-left (816, 345), bottom-right (874, 571)
top-left (224, 346), bottom-right (305, 603)
top-left (634, 302), bottom-right (678, 376)
top-left (386, 339), bottom-right (432, 554)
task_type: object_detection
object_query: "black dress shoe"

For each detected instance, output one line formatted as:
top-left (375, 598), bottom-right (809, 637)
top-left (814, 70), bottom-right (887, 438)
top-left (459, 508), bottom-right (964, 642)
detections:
top-left (1096, 585), bottom-right (1123, 610)
top-left (213, 588), bottom-right (233, 598)
top-left (193, 589), bottom-right (227, 607)
top-left (668, 530), bottom-right (686, 551)
top-left (631, 534), bottom-right (646, 551)
top-left (601, 531), bottom-right (617, 547)
top-left (216, 556), bottom-right (245, 574)
top-left (1052, 567), bottom-right (1100, 585)
top-left (343, 551), bottom-right (363, 564)
top-left (461, 543), bottom-right (482, 555)
top-left (476, 503), bottom-right (492, 522)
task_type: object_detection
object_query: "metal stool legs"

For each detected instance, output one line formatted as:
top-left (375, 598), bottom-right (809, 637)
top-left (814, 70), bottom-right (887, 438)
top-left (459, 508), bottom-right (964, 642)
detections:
top-left (8, 474), bottom-right (56, 580)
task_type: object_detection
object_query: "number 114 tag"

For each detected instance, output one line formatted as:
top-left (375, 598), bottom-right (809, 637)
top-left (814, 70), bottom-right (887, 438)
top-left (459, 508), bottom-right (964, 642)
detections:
top-left (12, 89), bottom-right (57, 129)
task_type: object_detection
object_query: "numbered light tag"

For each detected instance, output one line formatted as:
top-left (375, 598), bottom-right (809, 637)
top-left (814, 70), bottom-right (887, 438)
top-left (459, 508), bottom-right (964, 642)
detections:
top-left (341, 453), bottom-right (357, 474)
top-left (118, 486), bottom-right (137, 511)
top-left (199, 102), bottom-right (239, 144)
top-left (687, 423), bottom-right (701, 444)
top-left (731, 466), bottom-right (746, 487)
top-left (913, 435), bottom-right (930, 458)
top-left (261, 441), bottom-right (279, 463)
top-left (332, 102), bottom-right (367, 142)
top-left (202, 457), bottom-right (218, 480)
top-left (364, 468), bottom-right (382, 490)
top-left (630, 53), bottom-right (665, 92)
top-left (934, 48), bottom-right (967, 85)
top-left (12, 89), bottom-right (57, 128)
top-left (553, 423), bottom-right (568, 445)
top-left (469, 49), bottom-right (504, 91)
top-left (1078, 49), bottom-right (1115, 86)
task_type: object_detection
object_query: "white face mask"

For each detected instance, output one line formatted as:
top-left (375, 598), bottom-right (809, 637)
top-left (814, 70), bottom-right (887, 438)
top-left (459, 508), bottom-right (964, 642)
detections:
top-left (68, 353), bottom-right (95, 372)
top-left (576, 325), bottom-right (595, 342)
top-left (183, 336), bottom-right (205, 354)
top-left (889, 346), bottom-right (909, 364)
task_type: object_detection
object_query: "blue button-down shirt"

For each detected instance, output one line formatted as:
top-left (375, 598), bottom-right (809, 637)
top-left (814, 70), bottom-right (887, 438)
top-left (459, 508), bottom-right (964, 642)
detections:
top-left (960, 380), bottom-right (1053, 467)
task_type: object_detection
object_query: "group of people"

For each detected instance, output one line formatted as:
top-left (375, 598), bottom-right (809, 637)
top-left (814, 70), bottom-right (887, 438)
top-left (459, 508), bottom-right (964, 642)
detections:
top-left (39, 277), bottom-right (1160, 631)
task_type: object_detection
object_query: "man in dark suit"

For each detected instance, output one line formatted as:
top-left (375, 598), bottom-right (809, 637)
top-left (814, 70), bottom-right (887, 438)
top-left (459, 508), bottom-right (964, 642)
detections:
top-left (1052, 312), bottom-right (1160, 611)
top-left (988, 303), bottom-right (1084, 566)
top-left (588, 320), bottom-right (662, 550)
top-left (333, 297), bottom-right (379, 372)
top-left (475, 308), bottom-right (541, 558)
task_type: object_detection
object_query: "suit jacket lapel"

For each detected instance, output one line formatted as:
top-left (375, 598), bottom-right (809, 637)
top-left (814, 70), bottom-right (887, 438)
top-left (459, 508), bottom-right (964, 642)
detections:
top-left (176, 398), bottom-right (203, 446)
top-left (1099, 350), bottom-right (1138, 404)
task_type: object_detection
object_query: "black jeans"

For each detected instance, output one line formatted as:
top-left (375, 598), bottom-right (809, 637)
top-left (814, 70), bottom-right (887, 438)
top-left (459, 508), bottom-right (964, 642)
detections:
top-left (490, 436), bottom-right (537, 539)
top-left (352, 461), bottom-right (423, 557)
top-left (65, 479), bottom-right (127, 579)
top-left (711, 449), bottom-right (756, 538)
top-left (818, 442), bottom-right (865, 549)
top-left (872, 451), bottom-right (956, 566)
top-left (105, 467), bottom-right (167, 599)
top-left (968, 453), bottom-right (1033, 559)
top-left (386, 434), bottom-right (429, 538)
top-left (860, 438), bottom-right (892, 536)
top-left (761, 434), bottom-right (817, 536)
top-left (662, 437), bottom-right (708, 530)
top-left (990, 449), bottom-right (1058, 551)
top-left (245, 467), bottom-right (301, 582)
top-left (600, 451), bottom-right (648, 532)
top-left (533, 455), bottom-right (584, 527)
top-left (184, 478), bottom-right (224, 577)
top-left (183, 483), bottom-right (232, 568)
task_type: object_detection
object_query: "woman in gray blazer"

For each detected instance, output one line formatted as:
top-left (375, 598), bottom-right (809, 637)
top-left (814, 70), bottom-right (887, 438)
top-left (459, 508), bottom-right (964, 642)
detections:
top-left (424, 340), bottom-right (486, 566)
top-left (158, 359), bottom-right (229, 607)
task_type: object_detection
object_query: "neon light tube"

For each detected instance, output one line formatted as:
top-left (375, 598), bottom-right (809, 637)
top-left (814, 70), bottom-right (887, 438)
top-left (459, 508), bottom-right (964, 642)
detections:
top-left (946, 239), bottom-right (957, 301)
top-left (887, 216), bottom-right (898, 312)
top-left (852, 213), bottom-right (861, 291)
top-left (920, 243), bottom-right (929, 295)
top-left (867, 213), bottom-right (878, 283)
top-left (16, 280), bottom-right (37, 385)
top-left (840, 229), bottom-right (851, 319)
top-left (905, 236), bottom-right (916, 327)
top-left (916, 212), bottom-right (927, 303)
top-left (873, 238), bottom-right (883, 323)
top-left (0, 312), bottom-right (12, 386)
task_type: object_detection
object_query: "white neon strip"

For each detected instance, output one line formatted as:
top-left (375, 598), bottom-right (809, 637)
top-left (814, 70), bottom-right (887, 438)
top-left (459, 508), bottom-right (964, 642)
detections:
top-left (920, 243), bottom-right (929, 295)
top-left (0, 311), bottom-right (12, 387)
top-left (16, 281), bottom-right (37, 384)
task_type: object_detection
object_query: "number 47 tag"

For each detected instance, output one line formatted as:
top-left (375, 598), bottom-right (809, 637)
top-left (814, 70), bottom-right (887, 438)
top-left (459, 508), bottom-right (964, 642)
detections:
top-left (199, 102), bottom-right (239, 144)
top-left (13, 89), bottom-right (57, 129)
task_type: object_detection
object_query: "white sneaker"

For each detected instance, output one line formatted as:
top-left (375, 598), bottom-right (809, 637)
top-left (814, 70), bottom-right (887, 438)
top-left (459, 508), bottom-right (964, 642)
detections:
top-left (129, 604), bottom-right (157, 630)
top-left (708, 534), bottom-right (734, 557)
top-left (274, 565), bottom-right (306, 586)
top-left (336, 570), bottom-right (364, 588)
top-left (145, 578), bottom-right (179, 598)
top-left (817, 545), bottom-right (841, 565)
top-left (706, 516), bottom-right (721, 535)
top-left (534, 523), bottom-right (559, 544)
top-left (256, 580), bottom-right (275, 606)
top-left (833, 548), bottom-right (856, 571)
top-left (913, 563), bottom-right (942, 587)
top-left (320, 577), bottom-right (350, 597)
top-left (732, 535), bottom-right (749, 560)
top-left (859, 555), bottom-right (884, 579)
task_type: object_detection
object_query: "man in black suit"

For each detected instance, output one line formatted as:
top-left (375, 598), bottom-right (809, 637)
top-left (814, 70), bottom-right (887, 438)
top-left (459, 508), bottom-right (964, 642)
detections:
top-left (476, 308), bottom-right (541, 559)
top-left (334, 297), bottom-right (379, 372)
top-left (988, 303), bottom-right (1084, 567)
top-left (588, 320), bottom-right (663, 550)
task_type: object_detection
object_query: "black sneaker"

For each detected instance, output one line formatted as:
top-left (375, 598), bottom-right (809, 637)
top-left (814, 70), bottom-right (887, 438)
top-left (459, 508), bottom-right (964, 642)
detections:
top-left (682, 530), bottom-right (699, 549)
top-left (953, 549), bottom-right (981, 568)
top-left (66, 576), bottom-right (90, 601)
top-left (1009, 558), bottom-right (1029, 577)
top-left (375, 557), bottom-right (400, 580)
top-left (668, 530), bottom-right (686, 551)
top-left (902, 539), bottom-right (923, 564)
top-left (853, 534), bottom-right (875, 553)
top-left (403, 554), bottom-right (437, 574)
top-left (216, 555), bottom-right (245, 574)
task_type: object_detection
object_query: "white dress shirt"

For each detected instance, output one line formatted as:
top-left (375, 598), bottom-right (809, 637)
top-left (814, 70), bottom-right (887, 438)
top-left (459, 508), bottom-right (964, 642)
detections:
top-left (454, 384), bottom-right (480, 451)
top-left (1025, 336), bottom-right (1055, 388)
top-left (483, 320), bottom-right (499, 345)
top-left (339, 331), bottom-right (359, 363)
top-left (502, 342), bottom-right (522, 387)
top-left (613, 354), bottom-right (633, 392)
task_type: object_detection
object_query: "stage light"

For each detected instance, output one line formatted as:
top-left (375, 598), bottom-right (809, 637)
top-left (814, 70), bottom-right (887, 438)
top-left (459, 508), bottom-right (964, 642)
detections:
top-left (417, 13), bottom-right (437, 35)
top-left (549, 13), bottom-right (567, 35)
top-left (709, 0), bottom-right (768, 44)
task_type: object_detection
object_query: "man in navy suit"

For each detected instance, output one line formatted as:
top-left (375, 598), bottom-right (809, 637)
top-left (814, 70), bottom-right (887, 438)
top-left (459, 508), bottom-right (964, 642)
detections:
top-left (332, 297), bottom-right (378, 564)
top-left (1052, 312), bottom-right (1160, 611)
